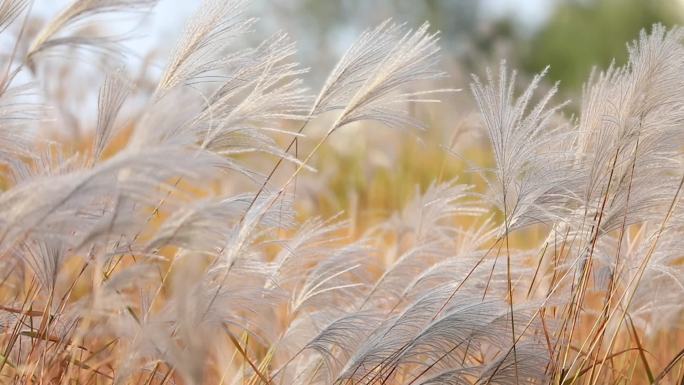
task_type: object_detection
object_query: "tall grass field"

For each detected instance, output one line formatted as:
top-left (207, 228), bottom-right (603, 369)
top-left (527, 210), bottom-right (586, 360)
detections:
top-left (0, 0), bottom-right (681, 384)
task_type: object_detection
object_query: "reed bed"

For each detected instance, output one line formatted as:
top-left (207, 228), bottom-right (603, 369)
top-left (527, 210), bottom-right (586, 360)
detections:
top-left (0, 1), bottom-right (681, 384)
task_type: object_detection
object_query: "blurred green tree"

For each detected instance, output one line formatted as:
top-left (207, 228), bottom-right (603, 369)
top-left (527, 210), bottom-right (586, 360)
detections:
top-left (522, 0), bottom-right (683, 91)
top-left (263, 0), bottom-right (682, 93)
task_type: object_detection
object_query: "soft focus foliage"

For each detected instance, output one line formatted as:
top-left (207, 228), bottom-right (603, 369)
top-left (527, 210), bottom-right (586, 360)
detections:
top-left (522, 0), bottom-right (683, 90)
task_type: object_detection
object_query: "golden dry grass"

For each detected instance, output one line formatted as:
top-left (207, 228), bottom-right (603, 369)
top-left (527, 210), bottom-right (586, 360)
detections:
top-left (0, 1), bottom-right (681, 385)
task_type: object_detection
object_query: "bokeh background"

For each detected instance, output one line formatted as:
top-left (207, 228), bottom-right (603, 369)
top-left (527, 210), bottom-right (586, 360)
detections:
top-left (30, 0), bottom-right (684, 229)
top-left (35, 0), bottom-right (684, 92)
top-left (140, 0), bottom-right (683, 88)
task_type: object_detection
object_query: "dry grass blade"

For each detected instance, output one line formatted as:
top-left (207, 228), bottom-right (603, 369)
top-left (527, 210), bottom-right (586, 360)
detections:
top-left (0, 0), bottom-right (29, 33)
top-left (93, 68), bottom-right (130, 162)
top-left (333, 22), bottom-right (450, 131)
top-left (27, 0), bottom-right (157, 65)
top-left (154, 0), bottom-right (254, 96)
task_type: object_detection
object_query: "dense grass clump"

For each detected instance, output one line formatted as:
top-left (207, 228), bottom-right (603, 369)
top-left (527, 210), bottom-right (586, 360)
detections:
top-left (0, 1), bottom-right (681, 384)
